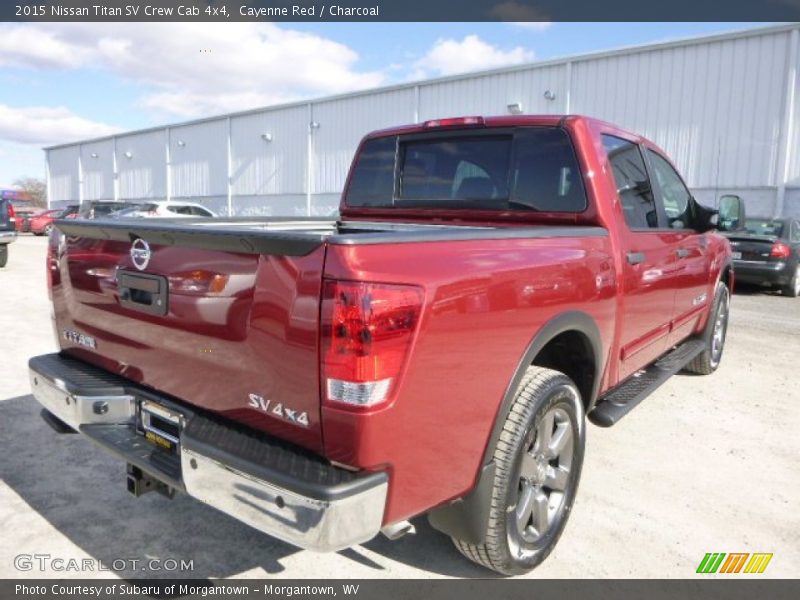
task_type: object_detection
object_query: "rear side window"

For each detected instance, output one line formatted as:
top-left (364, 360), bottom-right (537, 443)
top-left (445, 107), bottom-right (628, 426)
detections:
top-left (602, 135), bottom-right (658, 229)
top-left (345, 128), bottom-right (587, 213)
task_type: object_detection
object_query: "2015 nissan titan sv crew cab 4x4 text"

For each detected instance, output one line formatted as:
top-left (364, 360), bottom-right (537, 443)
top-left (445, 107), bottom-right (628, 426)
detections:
top-left (30, 115), bottom-right (739, 575)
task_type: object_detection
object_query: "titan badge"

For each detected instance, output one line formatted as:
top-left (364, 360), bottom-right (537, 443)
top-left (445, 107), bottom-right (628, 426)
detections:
top-left (62, 329), bottom-right (97, 349)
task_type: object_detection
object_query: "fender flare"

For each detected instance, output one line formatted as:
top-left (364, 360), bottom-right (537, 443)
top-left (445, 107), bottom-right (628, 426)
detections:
top-left (428, 310), bottom-right (605, 544)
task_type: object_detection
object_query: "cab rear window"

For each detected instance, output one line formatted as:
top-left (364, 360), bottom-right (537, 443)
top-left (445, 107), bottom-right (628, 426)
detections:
top-left (345, 128), bottom-right (587, 213)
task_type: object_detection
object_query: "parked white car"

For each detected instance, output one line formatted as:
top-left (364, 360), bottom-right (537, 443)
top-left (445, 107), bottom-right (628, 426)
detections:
top-left (109, 201), bottom-right (217, 219)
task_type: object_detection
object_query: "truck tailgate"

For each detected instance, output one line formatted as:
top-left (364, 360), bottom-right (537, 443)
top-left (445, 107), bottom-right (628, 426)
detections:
top-left (51, 220), bottom-right (331, 452)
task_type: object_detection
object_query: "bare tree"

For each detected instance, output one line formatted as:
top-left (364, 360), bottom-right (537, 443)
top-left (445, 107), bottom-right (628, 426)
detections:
top-left (12, 177), bottom-right (47, 208)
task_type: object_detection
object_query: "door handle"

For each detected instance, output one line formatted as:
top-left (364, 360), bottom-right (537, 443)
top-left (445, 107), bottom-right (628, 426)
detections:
top-left (676, 248), bottom-right (690, 259)
top-left (626, 252), bottom-right (646, 265)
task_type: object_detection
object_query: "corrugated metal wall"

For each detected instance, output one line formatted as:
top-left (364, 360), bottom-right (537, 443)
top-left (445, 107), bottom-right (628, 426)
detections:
top-left (570, 31), bottom-right (790, 192)
top-left (117, 130), bottom-right (167, 200)
top-left (231, 106), bottom-right (308, 198)
top-left (46, 25), bottom-right (800, 218)
top-left (313, 88), bottom-right (416, 196)
top-left (418, 63), bottom-right (566, 121)
top-left (169, 119), bottom-right (229, 199)
top-left (79, 140), bottom-right (114, 201)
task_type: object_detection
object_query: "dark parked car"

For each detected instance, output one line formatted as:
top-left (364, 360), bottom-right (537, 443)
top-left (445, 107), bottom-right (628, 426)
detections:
top-left (0, 197), bottom-right (16, 267)
top-left (725, 216), bottom-right (800, 297)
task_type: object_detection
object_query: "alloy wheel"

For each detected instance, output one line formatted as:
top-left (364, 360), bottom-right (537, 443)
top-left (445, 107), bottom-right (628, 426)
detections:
top-left (512, 406), bottom-right (574, 544)
top-left (711, 288), bottom-right (730, 363)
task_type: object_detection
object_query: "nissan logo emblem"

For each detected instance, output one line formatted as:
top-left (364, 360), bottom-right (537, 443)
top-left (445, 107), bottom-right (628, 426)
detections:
top-left (130, 238), bottom-right (151, 271)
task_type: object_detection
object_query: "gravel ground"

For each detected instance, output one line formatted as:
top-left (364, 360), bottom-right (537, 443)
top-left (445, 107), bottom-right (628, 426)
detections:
top-left (0, 234), bottom-right (798, 579)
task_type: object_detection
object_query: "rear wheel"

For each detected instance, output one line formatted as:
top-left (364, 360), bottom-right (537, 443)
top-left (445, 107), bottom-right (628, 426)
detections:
top-left (0, 244), bottom-right (7, 268)
top-left (782, 266), bottom-right (800, 298)
top-left (453, 366), bottom-right (585, 575)
top-left (684, 282), bottom-right (729, 375)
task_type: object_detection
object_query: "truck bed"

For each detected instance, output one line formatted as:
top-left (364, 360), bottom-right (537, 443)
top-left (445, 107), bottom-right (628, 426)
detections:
top-left (57, 216), bottom-right (607, 256)
top-left (51, 216), bottom-right (610, 462)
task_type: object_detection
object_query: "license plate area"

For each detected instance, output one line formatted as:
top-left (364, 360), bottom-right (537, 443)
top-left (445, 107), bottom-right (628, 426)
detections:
top-left (731, 251), bottom-right (742, 260)
top-left (138, 399), bottom-right (183, 453)
top-left (118, 271), bottom-right (169, 316)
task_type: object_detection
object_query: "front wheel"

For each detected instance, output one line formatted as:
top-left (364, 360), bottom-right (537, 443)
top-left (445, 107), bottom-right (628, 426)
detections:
top-left (453, 366), bottom-right (585, 575)
top-left (0, 244), bottom-right (7, 268)
top-left (684, 282), bottom-right (730, 375)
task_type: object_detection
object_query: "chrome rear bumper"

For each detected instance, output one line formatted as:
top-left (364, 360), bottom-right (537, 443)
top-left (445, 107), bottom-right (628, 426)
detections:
top-left (0, 230), bottom-right (17, 244)
top-left (29, 353), bottom-right (388, 552)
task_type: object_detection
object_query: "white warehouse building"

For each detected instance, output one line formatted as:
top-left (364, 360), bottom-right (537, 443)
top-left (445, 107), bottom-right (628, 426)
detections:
top-left (46, 23), bottom-right (800, 219)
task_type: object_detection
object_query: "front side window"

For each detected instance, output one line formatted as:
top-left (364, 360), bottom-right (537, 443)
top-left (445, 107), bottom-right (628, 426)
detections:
top-left (647, 150), bottom-right (692, 229)
top-left (602, 135), bottom-right (657, 229)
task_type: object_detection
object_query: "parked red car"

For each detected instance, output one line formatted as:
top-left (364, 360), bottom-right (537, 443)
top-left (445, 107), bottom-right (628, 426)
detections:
top-left (30, 115), bottom-right (740, 575)
top-left (14, 207), bottom-right (40, 233)
top-left (28, 209), bottom-right (62, 236)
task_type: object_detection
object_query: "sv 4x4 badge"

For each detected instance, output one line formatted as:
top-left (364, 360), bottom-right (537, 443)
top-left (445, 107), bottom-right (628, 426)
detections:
top-left (248, 393), bottom-right (310, 428)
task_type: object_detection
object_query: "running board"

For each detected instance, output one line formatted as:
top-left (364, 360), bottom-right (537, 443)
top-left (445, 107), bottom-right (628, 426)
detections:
top-left (589, 339), bottom-right (706, 427)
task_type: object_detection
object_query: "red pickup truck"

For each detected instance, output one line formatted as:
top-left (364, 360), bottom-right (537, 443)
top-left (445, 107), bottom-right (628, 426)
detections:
top-left (30, 115), bottom-right (738, 575)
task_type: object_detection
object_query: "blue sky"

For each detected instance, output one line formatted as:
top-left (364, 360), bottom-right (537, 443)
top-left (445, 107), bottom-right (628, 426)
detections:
top-left (0, 21), bottom-right (771, 187)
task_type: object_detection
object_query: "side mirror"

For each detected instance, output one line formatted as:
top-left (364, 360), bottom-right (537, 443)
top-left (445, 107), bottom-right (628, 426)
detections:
top-left (718, 194), bottom-right (746, 231)
top-left (692, 198), bottom-right (718, 233)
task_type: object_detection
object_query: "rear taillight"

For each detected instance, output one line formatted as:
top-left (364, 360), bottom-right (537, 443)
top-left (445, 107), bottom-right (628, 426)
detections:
top-left (771, 241), bottom-right (792, 258)
top-left (321, 280), bottom-right (423, 409)
top-left (46, 231), bottom-right (61, 293)
top-left (7, 204), bottom-right (15, 223)
top-left (168, 270), bottom-right (229, 295)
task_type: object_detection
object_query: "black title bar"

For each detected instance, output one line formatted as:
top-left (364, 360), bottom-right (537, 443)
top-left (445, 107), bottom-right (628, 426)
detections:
top-left (3, 1), bottom-right (798, 22)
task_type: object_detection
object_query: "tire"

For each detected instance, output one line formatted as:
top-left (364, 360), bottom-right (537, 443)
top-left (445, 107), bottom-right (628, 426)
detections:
top-left (453, 366), bottom-right (586, 576)
top-left (0, 244), bottom-right (7, 268)
top-left (782, 266), bottom-right (800, 298)
top-left (684, 282), bottom-right (730, 375)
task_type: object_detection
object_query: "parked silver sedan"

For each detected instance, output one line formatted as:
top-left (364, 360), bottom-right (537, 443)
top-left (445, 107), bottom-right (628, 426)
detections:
top-left (108, 201), bottom-right (217, 219)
